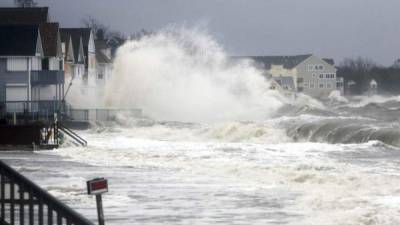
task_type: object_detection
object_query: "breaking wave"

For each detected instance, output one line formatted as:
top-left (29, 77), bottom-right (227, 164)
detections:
top-left (288, 118), bottom-right (400, 147)
top-left (104, 26), bottom-right (285, 123)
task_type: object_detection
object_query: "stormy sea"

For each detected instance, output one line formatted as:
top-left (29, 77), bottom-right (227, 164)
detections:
top-left (2, 27), bottom-right (400, 225)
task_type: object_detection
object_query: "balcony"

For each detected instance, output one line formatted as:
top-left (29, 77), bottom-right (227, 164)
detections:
top-left (31, 70), bottom-right (64, 86)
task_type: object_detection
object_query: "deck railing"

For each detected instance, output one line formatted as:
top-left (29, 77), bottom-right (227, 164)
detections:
top-left (66, 108), bottom-right (142, 122)
top-left (0, 160), bottom-right (94, 225)
top-left (31, 70), bottom-right (64, 86)
top-left (0, 101), bottom-right (65, 125)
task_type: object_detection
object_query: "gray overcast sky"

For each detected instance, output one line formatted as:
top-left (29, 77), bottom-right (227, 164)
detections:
top-left (2, 0), bottom-right (400, 65)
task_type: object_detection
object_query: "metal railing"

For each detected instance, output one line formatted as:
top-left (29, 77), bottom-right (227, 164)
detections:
top-left (31, 70), bottom-right (64, 86)
top-left (66, 108), bottom-right (142, 122)
top-left (58, 122), bottom-right (87, 147)
top-left (0, 160), bottom-right (94, 225)
top-left (0, 101), bottom-right (65, 125)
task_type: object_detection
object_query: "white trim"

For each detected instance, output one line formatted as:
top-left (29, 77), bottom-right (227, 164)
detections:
top-left (0, 56), bottom-right (36, 58)
top-left (6, 83), bottom-right (28, 87)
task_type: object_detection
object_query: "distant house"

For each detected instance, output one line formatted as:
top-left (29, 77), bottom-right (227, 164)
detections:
top-left (60, 28), bottom-right (97, 107)
top-left (273, 76), bottom-right (296, 91)
top-left (107, 36), bottom-right (126, 59)
top-left (240, 54), bottom-right (339, 98)
top-left (60, 29), bottom-right (85, 85)
top-left (60, 28), bottom-right (96, 88)
top-left (94, 38), bottom-right (113, 87)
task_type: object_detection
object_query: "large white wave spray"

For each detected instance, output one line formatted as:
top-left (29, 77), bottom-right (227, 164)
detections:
top-left (104, 26), bottom-right (285, 122)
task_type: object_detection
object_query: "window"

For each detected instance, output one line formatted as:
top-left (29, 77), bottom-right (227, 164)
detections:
top-left (42, 58), bottom-right (49, 70)
top-left (325, 74), bottom-right (330, 78)
top-left (6, 84), bottom-right (28, 102)
top-left (98, 73), bottom-right (104, 79)
top-left (308, 64), bottom-right (324, 71)
top-left (319, 74), bottom-right (324, 79)
top-left (7, 58), bottom-right (27, 71)
top-left (319, 83), bottom-right (324, 88)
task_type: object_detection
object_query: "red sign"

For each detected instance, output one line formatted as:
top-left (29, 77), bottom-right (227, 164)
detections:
top-left (87, 178), bottom-right (108, 195)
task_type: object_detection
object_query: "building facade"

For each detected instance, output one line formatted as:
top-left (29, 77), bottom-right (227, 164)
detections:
top-left (0, 7), bottom-right (65, 117)
top-left (60, 28), bottom-right (97, 107)
top-left (0, 25), bottom-right (64, 115)
top-left (247, 54), bottom-right (339, 98)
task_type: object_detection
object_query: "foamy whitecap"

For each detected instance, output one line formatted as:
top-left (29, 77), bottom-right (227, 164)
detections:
top-left (104, 26), bottom-right (285, 122)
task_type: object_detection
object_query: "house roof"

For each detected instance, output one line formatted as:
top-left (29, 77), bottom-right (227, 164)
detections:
top-left (273, 76), bottom-right (295, 90)
top-left (39, 23), bottom-right (60, 57)
top-left (60, 28), bottom-right (91, 66)
top-left (0, 25), bottom-right (40, 56)
top-left (0, 7), bottom-right (49, 24)
top-left (322, 58), bottom-right (335, 66)
top-left (60, 31), bottom-right (73, 61)
top-left (0, 7), bottom-right (60, 57)
top-left (95, 39), bottom-right (111, 64)
top-left (60, 30), bottom-right (81, 63)
top-left (244, 55), bottom-right (312, 70)
top-left (107, 36), bottom-right (126, 58)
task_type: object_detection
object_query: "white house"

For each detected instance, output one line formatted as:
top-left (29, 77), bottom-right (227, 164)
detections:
top-left (94, 39), bottom-right (113, 89)
top-left (0, 24), bottom-right (64, 114)
top-left (246, 54), bottom-right (340, 98)
top-left (60, 28), bottom-right (97, 107)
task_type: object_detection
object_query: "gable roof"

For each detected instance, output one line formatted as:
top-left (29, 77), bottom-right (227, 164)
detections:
top-left (60, 30), bottom-right (80, 63)
top-left (60, 33), bottom-right (75, 62)
top-left (39, 23), bottom-right (60, 57)
top-left (0, 7), bottom-right (61, 57)
top-left (273, 76), bottom-right (295, 90)
top-left (0, 7), bottom-right (49, 24)
top-left (0, 25), bottom-right (40, 56)
top-left (244, 55), bottom-right (312, 70)
top-left (95, 39), bottom-right (111, 64)
top-left (60, 28), bottom-right (92, 66)
top-left (322, 58), bottom-right (335, 66)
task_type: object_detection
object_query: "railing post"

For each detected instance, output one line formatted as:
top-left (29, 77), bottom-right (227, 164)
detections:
top-left (19, 185), bottom-right (24, 225)
top-left (0, 173), bottom-right (4, 220)
top-left (10, 178), bottom-right (15, 225)
top-left (87, 178), bottom-right (108, 225)
top-left (96, 195), bottom-right (105, 225)
top-left (0, 161), bottom-right (95, 225)
top-left (29, 190), bottom-right (34, 225)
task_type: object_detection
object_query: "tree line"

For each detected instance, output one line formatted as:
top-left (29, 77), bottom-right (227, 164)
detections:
top-left (338, 57), bottom-right (400, 95)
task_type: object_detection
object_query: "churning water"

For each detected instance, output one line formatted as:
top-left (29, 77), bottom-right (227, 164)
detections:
top-left (2, 27), bottom-right (400, 225)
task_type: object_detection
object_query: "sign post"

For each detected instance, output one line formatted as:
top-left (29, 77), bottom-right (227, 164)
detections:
top-left (87, 178), bottom-right (108, 225)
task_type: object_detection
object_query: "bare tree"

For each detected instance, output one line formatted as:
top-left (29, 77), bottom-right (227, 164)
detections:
top-left (81, 16), bottom-right (110, 39)
top-left (14, 0), bottom-right (37, 7)
top-left (340, 57), bottom-right (377, 72)
top-left (338, 57), bottom-right (378, 94)
top-left (81, 16), bottom-right (127, 41)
